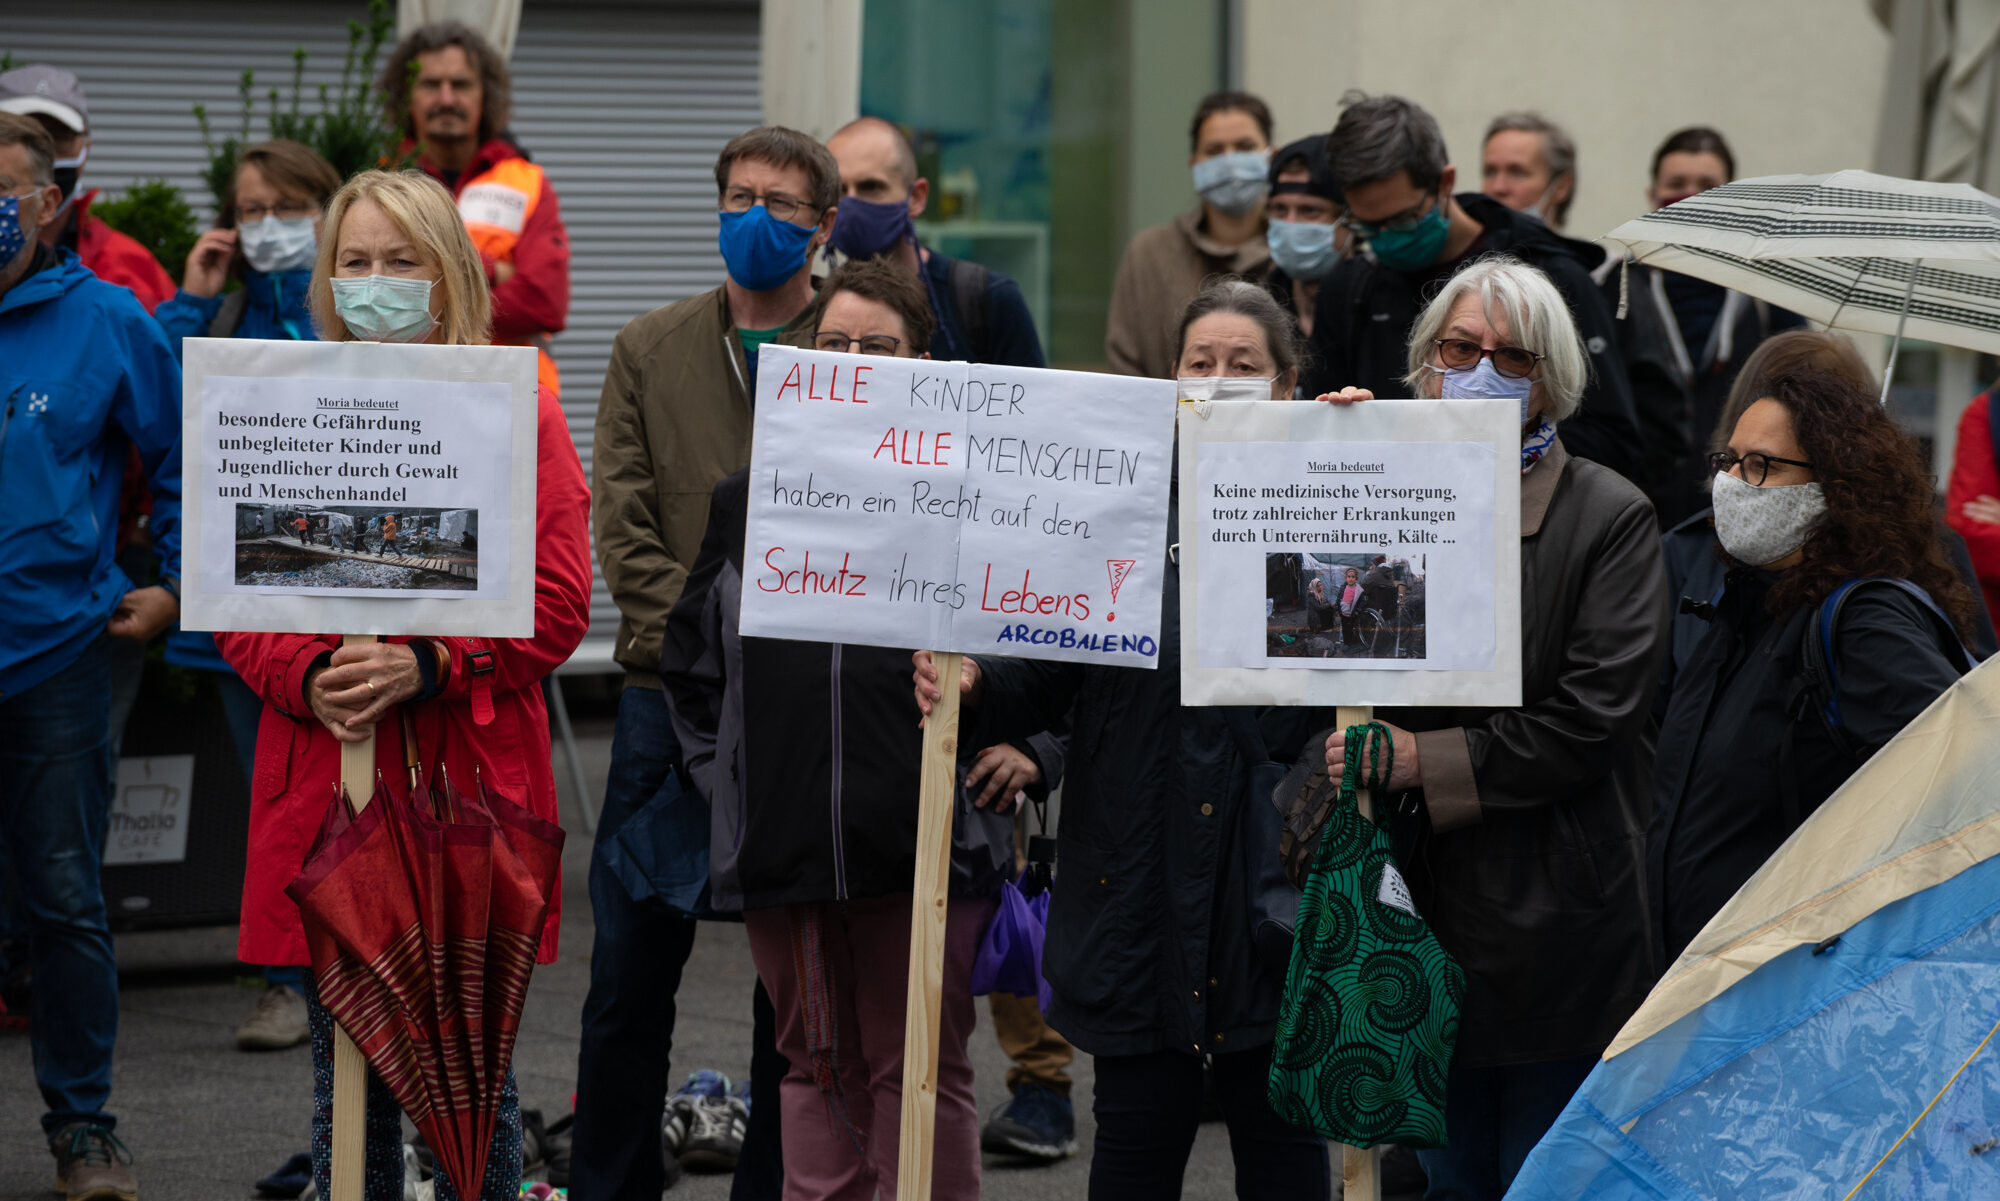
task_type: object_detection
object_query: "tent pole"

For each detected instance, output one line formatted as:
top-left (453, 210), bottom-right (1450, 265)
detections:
top-left (1882, 259), bottom-right (1920, 405)
top-left (330, 634), bottom-right (377, 1201)
top-left (1336, 704), bottom-right (1384, 1201)
top-left (897, 650), bottom-right (961, 1201)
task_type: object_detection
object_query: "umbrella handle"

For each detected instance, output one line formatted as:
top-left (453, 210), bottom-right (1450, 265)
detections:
top-left (330, 634), bottom-right (378, 1201)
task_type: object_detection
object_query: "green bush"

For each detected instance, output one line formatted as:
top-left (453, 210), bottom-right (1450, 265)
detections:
top-left (90, 180), bottom-right (200, 282)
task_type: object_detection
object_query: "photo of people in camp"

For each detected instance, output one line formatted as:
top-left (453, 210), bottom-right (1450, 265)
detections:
top-left (232, 503), bottom-right (479, 590)
top-left (1265, 550), bottom-right (1426, 660)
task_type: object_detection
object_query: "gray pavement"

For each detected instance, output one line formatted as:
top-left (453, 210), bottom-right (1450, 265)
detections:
top-left (0, 712), bottom-right (1260, 1200)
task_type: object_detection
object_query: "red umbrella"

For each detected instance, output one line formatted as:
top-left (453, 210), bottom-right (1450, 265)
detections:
top-left (287, 768), bottom-right (563, 1196)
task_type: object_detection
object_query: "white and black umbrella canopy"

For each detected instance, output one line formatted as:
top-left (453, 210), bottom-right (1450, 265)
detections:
top-left (1602, 169), bottom-right (2000, 355)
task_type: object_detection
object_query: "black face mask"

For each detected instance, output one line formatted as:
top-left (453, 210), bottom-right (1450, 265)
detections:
top-left (53, 166), bottom-right (80, 205)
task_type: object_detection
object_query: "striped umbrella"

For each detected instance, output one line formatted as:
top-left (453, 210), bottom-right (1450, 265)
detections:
top-left (1600, 170), bottom-right (2000, 392)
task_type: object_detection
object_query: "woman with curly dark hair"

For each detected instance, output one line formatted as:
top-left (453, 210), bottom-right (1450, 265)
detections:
top-left (1648, 366), bottom-right (1978, 962)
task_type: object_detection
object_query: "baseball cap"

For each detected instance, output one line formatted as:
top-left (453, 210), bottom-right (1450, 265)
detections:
top-left (0, 65), bottom-right (89, 135)
top-left (1269, 133), bottom-right (1339, 204)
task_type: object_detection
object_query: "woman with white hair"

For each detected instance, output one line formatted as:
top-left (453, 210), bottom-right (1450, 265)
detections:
top-left (1317, 255), bottom-right (1669, 1201)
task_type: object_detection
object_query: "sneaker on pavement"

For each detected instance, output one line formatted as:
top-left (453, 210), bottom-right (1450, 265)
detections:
top-left (51, 1124), bottom-right (138, 1201)
top-left (660, 1092), bottom-right (690, 1190)
top-left (237, 984), bottom-right (310, 1051)
top-left (980, 1083), bottom-right (1078, 1161)
top-left (674, 1070), bottom-right (744, 1173)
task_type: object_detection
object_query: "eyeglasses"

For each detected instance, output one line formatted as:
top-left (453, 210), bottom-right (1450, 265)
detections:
top-left (722, 187), bottom-right (821, 224)
top-left (1708, 450), bottom-right (1814, 487)
top-left (814, 332), bottom-right (903, 356)
top-left (1432, 338), bottom-right (1543, 379)
top-left (1344, 194), bottom-right (1437, 238)
top-left (238, 201), bottom-right (319, 222)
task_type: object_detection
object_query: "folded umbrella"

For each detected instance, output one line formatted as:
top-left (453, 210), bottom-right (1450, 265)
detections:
top-left (969, 875), bottom-right (1053, 1012)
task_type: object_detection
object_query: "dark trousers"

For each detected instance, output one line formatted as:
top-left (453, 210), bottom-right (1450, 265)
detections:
top-left (568, 687), bottom-right (700, 1201)
top-left (1090, 1043), bottom-right (1329, 1201)
top-left (730, 979), bottom-right (786, 1201)
top-left (0, 635), bottom-right (119, 1137)
top-left (1416, 1055), bottom-right (1597, 1201)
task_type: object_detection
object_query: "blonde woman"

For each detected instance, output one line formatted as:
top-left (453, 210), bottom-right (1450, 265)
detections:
top-left (216, 170), bottom-right (592, 1201)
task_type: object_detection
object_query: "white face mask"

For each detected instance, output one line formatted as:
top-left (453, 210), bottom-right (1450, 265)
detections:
top-left (1711, 470), bottom-right (1827, 567)
top-left (238, 215), bottom-right (318, 274)
top-left (1178, 375), bottom-right (1278, 402)
top-left (1438, 357), bottom-right (1535, 425)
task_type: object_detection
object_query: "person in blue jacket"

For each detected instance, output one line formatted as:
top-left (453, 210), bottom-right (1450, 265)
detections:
top-left (155, 138), bottom-right (342, 1054)
top-left (0, 112), bottom-right (182, 1201)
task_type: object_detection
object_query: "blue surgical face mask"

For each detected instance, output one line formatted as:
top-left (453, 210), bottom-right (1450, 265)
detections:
top-left (718, 205), bottom-right (817, 292)
top-left (330, 274), bottom-right (437, 343)
top-left (827, 194), bottom-right (913, 261)
top-left (1366, 199), bottom-right (1451, 271)
top-left (1439, 357), bottom-right (1535, 424)
top-left (1192, 150), bottom-right (1270, 217)
top-left (0, 194), bottom-right (27, 263)
top-left (1266, 219), bottom-right (1341, 282)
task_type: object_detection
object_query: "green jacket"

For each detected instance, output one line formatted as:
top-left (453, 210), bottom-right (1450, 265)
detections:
top-left (592, 285), bottom-right (811, 685)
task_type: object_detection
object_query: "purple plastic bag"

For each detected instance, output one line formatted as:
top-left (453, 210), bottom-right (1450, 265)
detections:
top-left (970, 877), bottom-right (1053, 1011)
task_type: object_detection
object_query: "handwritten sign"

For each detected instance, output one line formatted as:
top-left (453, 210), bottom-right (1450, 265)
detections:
top-left (179, 338), bottom-right (539, 637)
top-left (1178, 398), bottom-right (1522, 706)
top-left (740, 345), bottom-right (1176, 666)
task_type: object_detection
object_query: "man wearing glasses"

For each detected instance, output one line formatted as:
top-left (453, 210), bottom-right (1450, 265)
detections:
top-left (580, 126), bottom-right (837, 1200)
top-left (1307, 92), bottom-right (1643, 486)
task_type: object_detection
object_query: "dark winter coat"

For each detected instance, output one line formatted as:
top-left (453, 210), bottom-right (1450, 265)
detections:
top-left (1352, 440), bottom-right (1670, 1068)
top-left (971, 489), bottom-right (1331, 1060)
top-left (1303, 194), bottom-right (1644, 485)
top-left (1649, 571), bottom-right (1970, 962)
top-left (660, 471), bottom-right (1049, 912)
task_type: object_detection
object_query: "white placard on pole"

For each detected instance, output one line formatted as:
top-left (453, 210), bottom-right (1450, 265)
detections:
top-left (1177, 398), bottom-right (1523, 708)
top-left (178, 338), bottom-right (539, 638)
top-left (739, 344), bottom-right (1178, 668)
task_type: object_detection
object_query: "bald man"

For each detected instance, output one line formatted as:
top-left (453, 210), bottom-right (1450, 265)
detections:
top-left (824, 117), bottom-right (1045, 369)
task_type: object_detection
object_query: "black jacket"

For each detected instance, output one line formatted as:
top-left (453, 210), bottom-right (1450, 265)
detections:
top-left (1352, 441), bottom-right (1669, 1067)
top-left (1650, 572), bottom-right (1970, 962)
top-left (971, 492), bottom-right (1330, 1059)
top-left (1304, 194), bottom-right (1644, 485)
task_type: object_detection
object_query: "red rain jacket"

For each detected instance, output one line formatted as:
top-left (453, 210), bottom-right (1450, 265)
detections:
top-left (1947, 390), bottom-right (2000, 628)
top-left (73, 190), bottom-right (176, 313)
top-left (219, 385), bottom-right (591, 966)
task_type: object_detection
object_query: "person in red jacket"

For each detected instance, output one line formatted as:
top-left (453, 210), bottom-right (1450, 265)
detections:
top-left (0, 65), bottom-right (175, 312)
top-left (377, 23), bottom-right (569, 397)
top-left (1947, 389), bottom-right (2000, 627)
top-left (217, 169), bottom-right (591, 1201)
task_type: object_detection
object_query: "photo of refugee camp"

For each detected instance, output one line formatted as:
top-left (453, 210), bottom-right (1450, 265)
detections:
top-left (1265, 551), bottom-right (1425, 660)
top-left (233, 503), bottom-right (478, 590)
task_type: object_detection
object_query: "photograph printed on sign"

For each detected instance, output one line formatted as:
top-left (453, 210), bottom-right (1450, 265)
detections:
top-left (739, 344), bottom-right (1177, 667)
top-left (233, 503), bottom-right (479, 590)
top-left (1265, 551), bottom-right (1427, 661)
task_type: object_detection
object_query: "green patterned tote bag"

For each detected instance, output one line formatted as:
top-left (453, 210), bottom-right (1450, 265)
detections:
top-left (1266, 722), bottom-right (1466, 1148)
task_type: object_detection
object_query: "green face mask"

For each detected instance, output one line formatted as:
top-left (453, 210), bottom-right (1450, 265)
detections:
top-left (1365, 200), bottom-right (1450, 271)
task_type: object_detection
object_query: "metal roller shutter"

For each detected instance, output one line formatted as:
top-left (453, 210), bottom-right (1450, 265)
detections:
top-left (6, 1), bottom-right (761, 671)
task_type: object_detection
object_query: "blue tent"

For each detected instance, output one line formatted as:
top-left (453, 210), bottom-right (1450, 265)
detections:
top-left (1509, 658), bottom-right (2000, 1199)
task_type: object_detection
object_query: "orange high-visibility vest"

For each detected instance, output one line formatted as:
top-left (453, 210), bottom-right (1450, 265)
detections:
top-left (457, 158), bottom-right (562, 395)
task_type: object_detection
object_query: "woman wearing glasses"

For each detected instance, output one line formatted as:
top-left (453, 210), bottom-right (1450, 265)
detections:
top-left (1648, 366), bottom-right (1977, 963)
top-left (1318, 255), bottom-right (1668, 1201)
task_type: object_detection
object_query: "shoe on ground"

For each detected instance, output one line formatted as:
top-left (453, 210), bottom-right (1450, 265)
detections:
top-left (255, 1151), bottom-right (313, 1199)
top-left (660, 1091), bottom-right (691, 1189)
top-left (980, 1083), bottom-right (1078, 1161)
top-left (236, 984), bottom-right (310, 1051)
top-left (51, 1124), bottom-right (138, 1201)
top-left (540, 1113), bottom-right (573, 1188)
top-left (673, 1069), bottom-right (744, 1173)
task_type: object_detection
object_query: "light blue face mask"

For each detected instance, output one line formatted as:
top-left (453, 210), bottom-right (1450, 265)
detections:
top-left (1192, 150), bottom-right (1270, 217)
top-left (1266, 219), bottom-right (1341, 281)
top-left (330, 274), bottom-right (437, 343)
top-left (1439, 357), bottom-right (1535, 425)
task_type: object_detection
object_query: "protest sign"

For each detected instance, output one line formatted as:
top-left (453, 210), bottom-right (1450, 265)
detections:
top-left (1178, 398), bottom-right (1522, 707)
top-left (178, 339), bottom-right (539, 637)
top-left (739, 344), bottom-right (1178, 667)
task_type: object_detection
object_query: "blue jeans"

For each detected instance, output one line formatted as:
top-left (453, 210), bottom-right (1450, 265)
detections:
top-left (0, 634), bottom-right (119, 1138)
top-left (1416, 1055), bottom-right (1598, 1201)
top-left (568, 685), bottom-right (699, 1201)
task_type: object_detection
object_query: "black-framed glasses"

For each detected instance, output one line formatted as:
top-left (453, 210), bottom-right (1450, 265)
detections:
top-left (1345, 193), bottom-right (1437, 238)
top-left (814, 332), bottom-right (903, 356)
top-left (721, 186), bottom-right (821, 224)
top-left (1432, 338), bottom-right (1543, 379)
top-left (1708, 450), bottom-right (1814, 486)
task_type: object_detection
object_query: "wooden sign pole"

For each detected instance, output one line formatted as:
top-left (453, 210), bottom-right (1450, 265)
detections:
top-left (330, 634), bottom-right (377, 1201)
top-left (1336, 702), bottom-right (1384, 1201)
top-left (897, 650), bottom-right (962, 1201)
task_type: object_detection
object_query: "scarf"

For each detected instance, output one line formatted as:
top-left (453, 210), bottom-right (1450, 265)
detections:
top-left (1521, 419), bottom-right (1558, 473)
